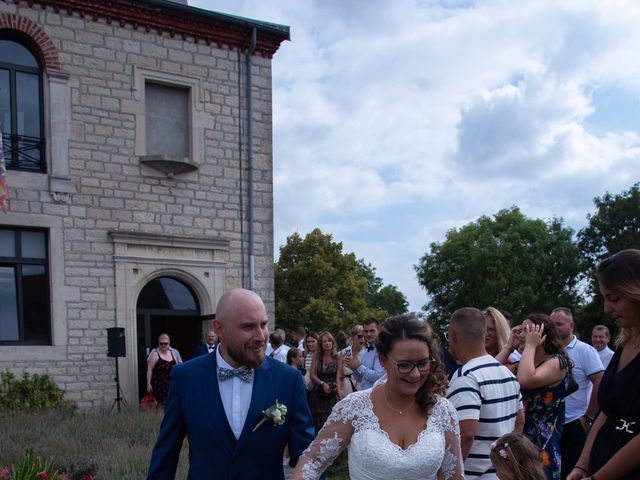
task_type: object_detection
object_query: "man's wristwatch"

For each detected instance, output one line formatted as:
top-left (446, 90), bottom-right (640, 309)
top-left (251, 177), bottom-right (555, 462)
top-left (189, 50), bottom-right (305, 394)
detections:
top-left (583, 415), bottom-right (595, 426)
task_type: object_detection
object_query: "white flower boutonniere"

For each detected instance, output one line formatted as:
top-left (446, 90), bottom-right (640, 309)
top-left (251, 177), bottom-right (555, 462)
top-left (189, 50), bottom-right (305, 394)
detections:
top-left (252, 400), bottom-right (288, 432)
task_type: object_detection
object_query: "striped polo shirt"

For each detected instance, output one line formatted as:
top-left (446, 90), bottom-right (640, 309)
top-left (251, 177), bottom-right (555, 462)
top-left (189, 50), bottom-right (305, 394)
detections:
top-left (446, 354), bottom-right (521, 479)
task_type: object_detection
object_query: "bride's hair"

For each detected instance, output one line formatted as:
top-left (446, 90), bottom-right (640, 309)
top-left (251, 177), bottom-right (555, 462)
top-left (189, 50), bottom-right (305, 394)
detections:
top-left (376, 314), bottom-right (447, 416)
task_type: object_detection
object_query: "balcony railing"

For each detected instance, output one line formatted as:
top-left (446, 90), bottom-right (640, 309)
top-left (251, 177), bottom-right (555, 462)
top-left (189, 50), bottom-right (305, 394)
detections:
top-left (1, 132), bottom-right (46, 173)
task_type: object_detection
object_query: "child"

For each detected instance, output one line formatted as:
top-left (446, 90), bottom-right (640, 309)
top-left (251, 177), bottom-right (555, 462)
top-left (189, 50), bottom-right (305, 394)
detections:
top-left (287, 347), bottom-right (306, 376)
top-left (490, 432), bottom-right (546, 480)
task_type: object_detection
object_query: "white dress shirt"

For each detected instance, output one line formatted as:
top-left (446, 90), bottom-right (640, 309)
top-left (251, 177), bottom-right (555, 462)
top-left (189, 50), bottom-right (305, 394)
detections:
top-left (216, 348), bottom-right (254, 439)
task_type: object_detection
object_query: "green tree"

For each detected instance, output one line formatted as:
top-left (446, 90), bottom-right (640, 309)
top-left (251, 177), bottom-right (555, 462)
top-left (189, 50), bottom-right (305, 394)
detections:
top-left (372, 284), bottom-right (409, 315)
top-left (415, 207), bottom-right (582, 332)
top-left (576, 183), bottom-right (640, 337)
top-left (356, 259), bottom-right (408, 315)
top-left (275, 229), bottom-right (407, 334)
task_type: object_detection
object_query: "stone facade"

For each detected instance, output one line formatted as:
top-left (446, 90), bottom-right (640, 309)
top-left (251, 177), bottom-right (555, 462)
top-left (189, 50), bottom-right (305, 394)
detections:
top-left (0, 0), bottom-right (288, 407)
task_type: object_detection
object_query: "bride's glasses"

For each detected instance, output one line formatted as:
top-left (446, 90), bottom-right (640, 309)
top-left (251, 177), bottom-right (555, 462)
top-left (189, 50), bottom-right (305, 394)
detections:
top-left (388, 357), bottom-right (433, 374)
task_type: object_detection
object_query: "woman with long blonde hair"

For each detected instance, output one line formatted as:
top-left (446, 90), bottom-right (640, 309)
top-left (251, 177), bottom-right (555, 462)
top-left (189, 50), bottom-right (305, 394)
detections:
top-left (309, 331), bottom-right (340, 433)
top-left (484, 307), bottom-right (511, 358)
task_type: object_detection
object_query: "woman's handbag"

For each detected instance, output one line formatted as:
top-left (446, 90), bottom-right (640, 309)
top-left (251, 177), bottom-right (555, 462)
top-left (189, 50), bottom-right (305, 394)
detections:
top-left (140, 392), bottom-right (157, 410)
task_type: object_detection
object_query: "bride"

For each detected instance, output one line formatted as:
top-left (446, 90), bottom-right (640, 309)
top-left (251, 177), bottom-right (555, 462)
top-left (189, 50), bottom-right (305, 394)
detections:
top-left (293, 314), bottom-right (464, 480)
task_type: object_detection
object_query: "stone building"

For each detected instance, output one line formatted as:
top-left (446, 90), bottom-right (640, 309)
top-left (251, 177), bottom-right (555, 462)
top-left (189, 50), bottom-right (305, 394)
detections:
top-left (0, 0), bottom-right (289, 407)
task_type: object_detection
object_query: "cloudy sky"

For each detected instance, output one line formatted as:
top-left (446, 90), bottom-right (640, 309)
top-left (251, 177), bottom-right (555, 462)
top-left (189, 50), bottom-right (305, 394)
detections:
top-left (190, 0), bottom-right (640, 312)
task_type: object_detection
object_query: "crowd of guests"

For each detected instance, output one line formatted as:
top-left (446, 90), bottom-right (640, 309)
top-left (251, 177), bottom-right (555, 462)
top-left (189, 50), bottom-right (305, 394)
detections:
top-left (148, 248), bottom-right (640, 479)
top-left (293, 249), bottom-right (640, 479)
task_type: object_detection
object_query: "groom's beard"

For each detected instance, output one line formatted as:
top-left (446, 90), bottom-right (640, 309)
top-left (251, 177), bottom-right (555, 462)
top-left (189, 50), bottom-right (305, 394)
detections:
top-left (227, 341), bottom-right (265, 369)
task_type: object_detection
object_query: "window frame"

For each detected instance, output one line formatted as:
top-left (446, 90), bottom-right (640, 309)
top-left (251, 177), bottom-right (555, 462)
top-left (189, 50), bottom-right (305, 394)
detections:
top-left (0, 226), bottom-right (51, 345)
top-left (0, 36), bottom-right (46, 173)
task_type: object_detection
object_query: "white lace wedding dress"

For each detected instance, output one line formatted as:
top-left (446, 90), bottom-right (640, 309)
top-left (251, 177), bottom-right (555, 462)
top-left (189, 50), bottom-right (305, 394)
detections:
top-left (295, 389), bottom-right (464, 480)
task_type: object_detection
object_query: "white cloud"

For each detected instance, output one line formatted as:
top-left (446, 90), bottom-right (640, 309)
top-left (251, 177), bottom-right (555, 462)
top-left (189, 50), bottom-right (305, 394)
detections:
top-left (192, 0), bottom-right (640, 311)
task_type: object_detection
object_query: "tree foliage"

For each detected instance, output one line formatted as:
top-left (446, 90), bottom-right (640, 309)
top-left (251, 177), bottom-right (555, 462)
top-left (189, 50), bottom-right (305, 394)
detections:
top-left (415, 207), bottom-right (582, 332)
top-left (275, 228), bottom-right (408, 334)
top-left (575, 183), bottom-right (640, 336)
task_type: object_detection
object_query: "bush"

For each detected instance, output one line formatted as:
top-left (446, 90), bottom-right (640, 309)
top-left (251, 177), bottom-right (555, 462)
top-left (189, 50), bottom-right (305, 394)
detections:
top-left (0, 372), bottom-right (73, 412)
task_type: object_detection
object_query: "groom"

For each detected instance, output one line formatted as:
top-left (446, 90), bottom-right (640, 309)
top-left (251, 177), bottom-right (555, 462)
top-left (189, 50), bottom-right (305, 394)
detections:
top-left (147, 288), bottom-right (315, 479)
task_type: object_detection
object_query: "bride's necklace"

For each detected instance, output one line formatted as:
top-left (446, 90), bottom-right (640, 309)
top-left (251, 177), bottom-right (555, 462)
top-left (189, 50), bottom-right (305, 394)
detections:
top-left (382, 385), bottom-right (415, 415)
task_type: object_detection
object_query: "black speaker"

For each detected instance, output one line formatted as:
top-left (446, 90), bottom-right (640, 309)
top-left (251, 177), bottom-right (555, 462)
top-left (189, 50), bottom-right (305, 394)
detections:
top-left (107, 327), bottom-right (126, 357)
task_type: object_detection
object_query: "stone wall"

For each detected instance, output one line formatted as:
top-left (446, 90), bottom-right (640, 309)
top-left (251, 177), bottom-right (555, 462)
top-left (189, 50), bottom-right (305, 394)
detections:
top-left (0, 1), bottom-right (276, 407)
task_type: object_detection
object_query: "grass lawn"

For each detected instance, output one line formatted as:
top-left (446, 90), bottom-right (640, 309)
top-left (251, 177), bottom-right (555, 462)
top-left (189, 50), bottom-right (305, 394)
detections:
top-left (0, 408), bottom-right (349, 479)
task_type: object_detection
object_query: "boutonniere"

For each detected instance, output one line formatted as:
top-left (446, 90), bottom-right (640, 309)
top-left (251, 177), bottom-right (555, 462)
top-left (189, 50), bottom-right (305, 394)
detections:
top-left (252, 400), bottom-right (287, 432)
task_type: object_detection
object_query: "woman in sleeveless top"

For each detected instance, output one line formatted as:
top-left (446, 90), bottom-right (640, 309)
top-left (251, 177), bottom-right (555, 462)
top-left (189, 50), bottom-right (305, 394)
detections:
top-left (339, 325), bottom-right (365, 396)
top-left (309, 331), bottom-right (340, 433)
top-left (507, 314), bottom-right (570, 480)
top-left (568, 250), bottom-right (640, 480)
top-left (146, 333), bottom-right (181, 406)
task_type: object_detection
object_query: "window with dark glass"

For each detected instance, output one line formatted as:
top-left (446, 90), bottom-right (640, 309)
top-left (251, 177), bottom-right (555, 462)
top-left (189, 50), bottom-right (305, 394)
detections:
top-left (0, 38), bottom-right (45, 172)
top-left (0, 227), bottom-right (50, 344)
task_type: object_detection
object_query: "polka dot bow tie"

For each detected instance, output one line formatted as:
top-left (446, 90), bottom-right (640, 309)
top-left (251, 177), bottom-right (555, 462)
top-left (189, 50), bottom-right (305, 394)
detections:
top-left (217, 366), bottom-right (252, 383)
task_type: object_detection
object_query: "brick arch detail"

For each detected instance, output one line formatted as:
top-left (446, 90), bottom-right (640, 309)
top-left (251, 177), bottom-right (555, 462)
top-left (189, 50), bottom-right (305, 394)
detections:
top-left (0, 13), bottom-right (61, 72)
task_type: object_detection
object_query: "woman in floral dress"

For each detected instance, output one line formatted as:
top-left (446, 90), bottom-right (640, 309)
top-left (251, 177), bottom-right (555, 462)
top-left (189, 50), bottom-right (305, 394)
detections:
top-left (507, 314), bottom-right (570, 480)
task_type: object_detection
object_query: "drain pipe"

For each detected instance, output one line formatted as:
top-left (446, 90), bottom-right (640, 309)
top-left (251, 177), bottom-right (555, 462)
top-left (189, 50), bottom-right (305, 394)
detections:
top-left (247, 27), bottom-right (257, 291)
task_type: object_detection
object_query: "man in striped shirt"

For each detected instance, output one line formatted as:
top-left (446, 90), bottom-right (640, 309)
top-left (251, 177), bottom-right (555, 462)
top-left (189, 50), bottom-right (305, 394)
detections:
top-left (446, 307), bottom-right (524, 479)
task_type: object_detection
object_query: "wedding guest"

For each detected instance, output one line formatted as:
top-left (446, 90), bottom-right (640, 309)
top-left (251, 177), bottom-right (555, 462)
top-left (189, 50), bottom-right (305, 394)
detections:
top-left (447, 307), bottom-right (523, 478)
top-left (347, 318), bottom-right (385, 389)
top-left (484, 307), bottom-right (512, 358)
top-left (339, 325), bottom-right (365, 396)
top-left (506, 314), bottom-right (570, 480)
top-left (194, 330), bottom-right (217, 356)
top-left (287, 347), bottom-right (306, 376)
top-left (146, 333), bottom-right (182, 406)
top-left (567, 249), bottom-right (640, 480)
top-left (304, 332), bottom-right (319, 372)
top-left (309, 331), bottom-right (340, 433)
top-left (550, 307), bottom-right (603, 478)
top-left (490, 432), bottom-right (546, 480)
top-left (293, 314), bottom-right (464, 479)
top-left (591, 324), bottom-right (614, 369)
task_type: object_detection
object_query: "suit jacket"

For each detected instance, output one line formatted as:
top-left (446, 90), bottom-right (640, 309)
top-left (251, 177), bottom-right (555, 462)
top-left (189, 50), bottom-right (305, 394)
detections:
top-left (147, 353), bottom-right (315, 479)
top-left (194, 343), bottom-right (215, 357)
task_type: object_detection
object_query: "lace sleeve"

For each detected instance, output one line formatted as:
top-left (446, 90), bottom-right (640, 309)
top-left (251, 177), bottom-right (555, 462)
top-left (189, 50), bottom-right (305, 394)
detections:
top-left (438, 398), bottom-right (465, 480)
top-left (293, 395), bottom-right (356, 480)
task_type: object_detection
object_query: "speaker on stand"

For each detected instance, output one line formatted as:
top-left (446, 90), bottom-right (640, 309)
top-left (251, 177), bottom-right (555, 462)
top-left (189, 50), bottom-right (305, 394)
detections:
top-left (107, 327), bottom-right (127, 412)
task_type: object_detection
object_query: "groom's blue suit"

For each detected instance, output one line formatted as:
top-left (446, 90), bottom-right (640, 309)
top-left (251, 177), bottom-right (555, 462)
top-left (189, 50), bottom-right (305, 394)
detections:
top-left (147, 353), bottom-right (315, 479)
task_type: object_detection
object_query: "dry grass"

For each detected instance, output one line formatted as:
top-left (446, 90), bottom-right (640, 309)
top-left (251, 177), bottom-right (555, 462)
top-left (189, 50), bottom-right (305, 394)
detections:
top-left (0, 408), bottom-right (188, 479)
top-left (0, 408), bottom-right (351, 479)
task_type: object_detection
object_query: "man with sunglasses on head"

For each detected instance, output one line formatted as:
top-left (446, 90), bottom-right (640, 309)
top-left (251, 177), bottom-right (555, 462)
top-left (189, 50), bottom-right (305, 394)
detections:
top-left (344, 318), bottom-right (386, 390)
top-left (446, 308), bottom-right (524, 480)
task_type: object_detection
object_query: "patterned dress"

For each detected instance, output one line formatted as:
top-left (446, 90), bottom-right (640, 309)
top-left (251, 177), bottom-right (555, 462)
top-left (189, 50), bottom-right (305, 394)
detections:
top-left (520, 354), bottom-right (569, 480)
top-left (150, 350), bottom-right (177, 406)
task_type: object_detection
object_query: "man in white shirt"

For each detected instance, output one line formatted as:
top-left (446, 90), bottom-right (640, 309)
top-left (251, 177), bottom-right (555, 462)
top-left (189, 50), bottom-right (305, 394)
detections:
top-left (446, 307), bottom-right (523, 479)
top-left (591, 324), bottom-right (614, 369)
top-left (551, 307), bottom-right (604, 479)
top-left (269, 331), bottom-right (289, 363)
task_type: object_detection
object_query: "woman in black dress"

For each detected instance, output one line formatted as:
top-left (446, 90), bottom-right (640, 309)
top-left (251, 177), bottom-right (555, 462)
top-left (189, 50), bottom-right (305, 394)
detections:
top-left (308, 331), bottom-right (340, 433)
top-left (567, 249), bottom-right (640, 480)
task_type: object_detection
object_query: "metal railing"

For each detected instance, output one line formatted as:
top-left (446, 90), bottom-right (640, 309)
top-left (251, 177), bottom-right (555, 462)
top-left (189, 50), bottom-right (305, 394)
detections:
top-left (1, 132), bottom-right (46, 173)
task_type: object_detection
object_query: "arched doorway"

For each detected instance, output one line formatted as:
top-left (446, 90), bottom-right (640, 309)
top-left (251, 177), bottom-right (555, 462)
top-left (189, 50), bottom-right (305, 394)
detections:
top-left (136, 276), bottom-right (201, 401)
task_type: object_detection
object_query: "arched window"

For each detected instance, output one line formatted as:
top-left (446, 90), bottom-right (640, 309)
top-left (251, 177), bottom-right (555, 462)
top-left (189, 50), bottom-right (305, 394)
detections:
top-left (0, 38), bottom-right (45, 172)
